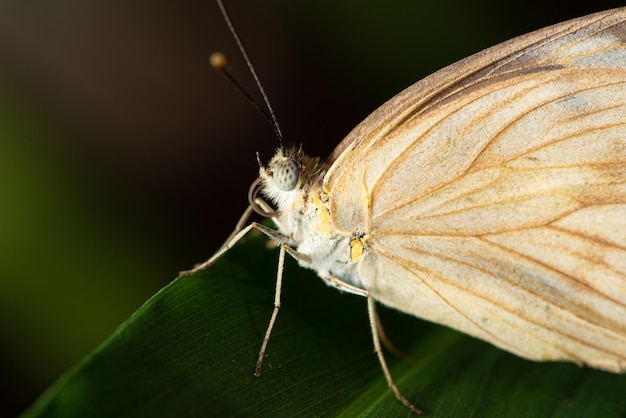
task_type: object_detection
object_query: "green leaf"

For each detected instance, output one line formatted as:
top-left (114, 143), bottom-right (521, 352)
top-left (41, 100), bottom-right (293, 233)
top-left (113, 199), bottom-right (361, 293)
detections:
top-left (22, 235), bottom-right (626, 417)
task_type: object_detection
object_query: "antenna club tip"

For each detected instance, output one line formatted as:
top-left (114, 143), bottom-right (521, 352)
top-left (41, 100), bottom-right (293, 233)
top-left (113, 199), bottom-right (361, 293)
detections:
top-left (209, 51), bottom-right (227, 70)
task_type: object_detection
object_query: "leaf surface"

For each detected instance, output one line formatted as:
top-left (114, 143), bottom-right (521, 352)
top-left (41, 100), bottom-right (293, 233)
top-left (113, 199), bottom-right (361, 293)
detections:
top-left (23, 236), bottom-right (626, 417)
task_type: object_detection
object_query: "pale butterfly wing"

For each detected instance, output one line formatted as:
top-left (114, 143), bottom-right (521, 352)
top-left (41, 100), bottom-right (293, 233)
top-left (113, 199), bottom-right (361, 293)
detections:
top-left (323, 8), bottom-right (626, 370)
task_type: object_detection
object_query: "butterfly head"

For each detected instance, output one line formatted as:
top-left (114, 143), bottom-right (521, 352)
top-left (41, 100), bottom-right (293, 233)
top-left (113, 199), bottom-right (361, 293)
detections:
top-left (248, 145), bottom-right (324, 218)
top-left (265, 147), bottom-right (303, 192)
top-left (258, 146), bottom-right (305, 207)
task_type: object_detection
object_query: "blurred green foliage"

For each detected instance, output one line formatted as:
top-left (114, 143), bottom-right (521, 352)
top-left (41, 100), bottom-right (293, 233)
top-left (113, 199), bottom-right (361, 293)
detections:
top-left (0, 79), bottom-right (165, 410)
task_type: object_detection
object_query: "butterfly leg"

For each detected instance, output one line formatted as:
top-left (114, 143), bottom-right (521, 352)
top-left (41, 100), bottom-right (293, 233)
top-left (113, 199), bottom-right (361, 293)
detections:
top-left (256, 244), bottom-right (374, 375)
top-left (182, 205), bottom-right (296, 376)
top-left (368, 297), bottom-right (423, 415)
top-left (327, 275), bottom-right (412, 359)
top-left (255, 242), bottom-right (290, 376)
top-left (325, 275), bottom-right (422, 414)
top-left (181, 217), bottom-right (291, 275)
top-left (375, 313), bottom-right (414, 362)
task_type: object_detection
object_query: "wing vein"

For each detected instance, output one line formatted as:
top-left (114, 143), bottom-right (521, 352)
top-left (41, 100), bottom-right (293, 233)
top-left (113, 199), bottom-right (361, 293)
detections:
top-left (377, 245), bottom-right (626, 361)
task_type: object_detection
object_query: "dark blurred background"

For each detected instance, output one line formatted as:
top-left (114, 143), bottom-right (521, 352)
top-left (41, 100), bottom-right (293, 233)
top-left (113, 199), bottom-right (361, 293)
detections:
top-left (1, 0), bottom-right (622, 415)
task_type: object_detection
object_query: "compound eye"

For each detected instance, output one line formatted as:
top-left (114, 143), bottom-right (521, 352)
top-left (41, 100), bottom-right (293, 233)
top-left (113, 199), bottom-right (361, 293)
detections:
top-left (273, 159), bottom-right (300, 191)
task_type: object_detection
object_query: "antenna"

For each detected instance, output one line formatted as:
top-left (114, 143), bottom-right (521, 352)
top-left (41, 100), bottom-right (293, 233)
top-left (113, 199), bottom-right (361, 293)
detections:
top-left (215, 0), bottom-right (285, 150)
top-left (210, 52), bottom-right (275, 130)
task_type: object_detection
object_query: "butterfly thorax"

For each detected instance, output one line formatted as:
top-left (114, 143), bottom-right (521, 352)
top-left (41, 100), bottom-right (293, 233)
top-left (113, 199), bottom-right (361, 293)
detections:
top-left (259, 146), bottom-right (364, 289)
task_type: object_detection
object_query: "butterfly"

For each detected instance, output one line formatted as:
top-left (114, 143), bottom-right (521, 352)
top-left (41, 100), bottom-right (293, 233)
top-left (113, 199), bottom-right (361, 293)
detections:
top-left (192, 4), bottom-right (626, 414)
